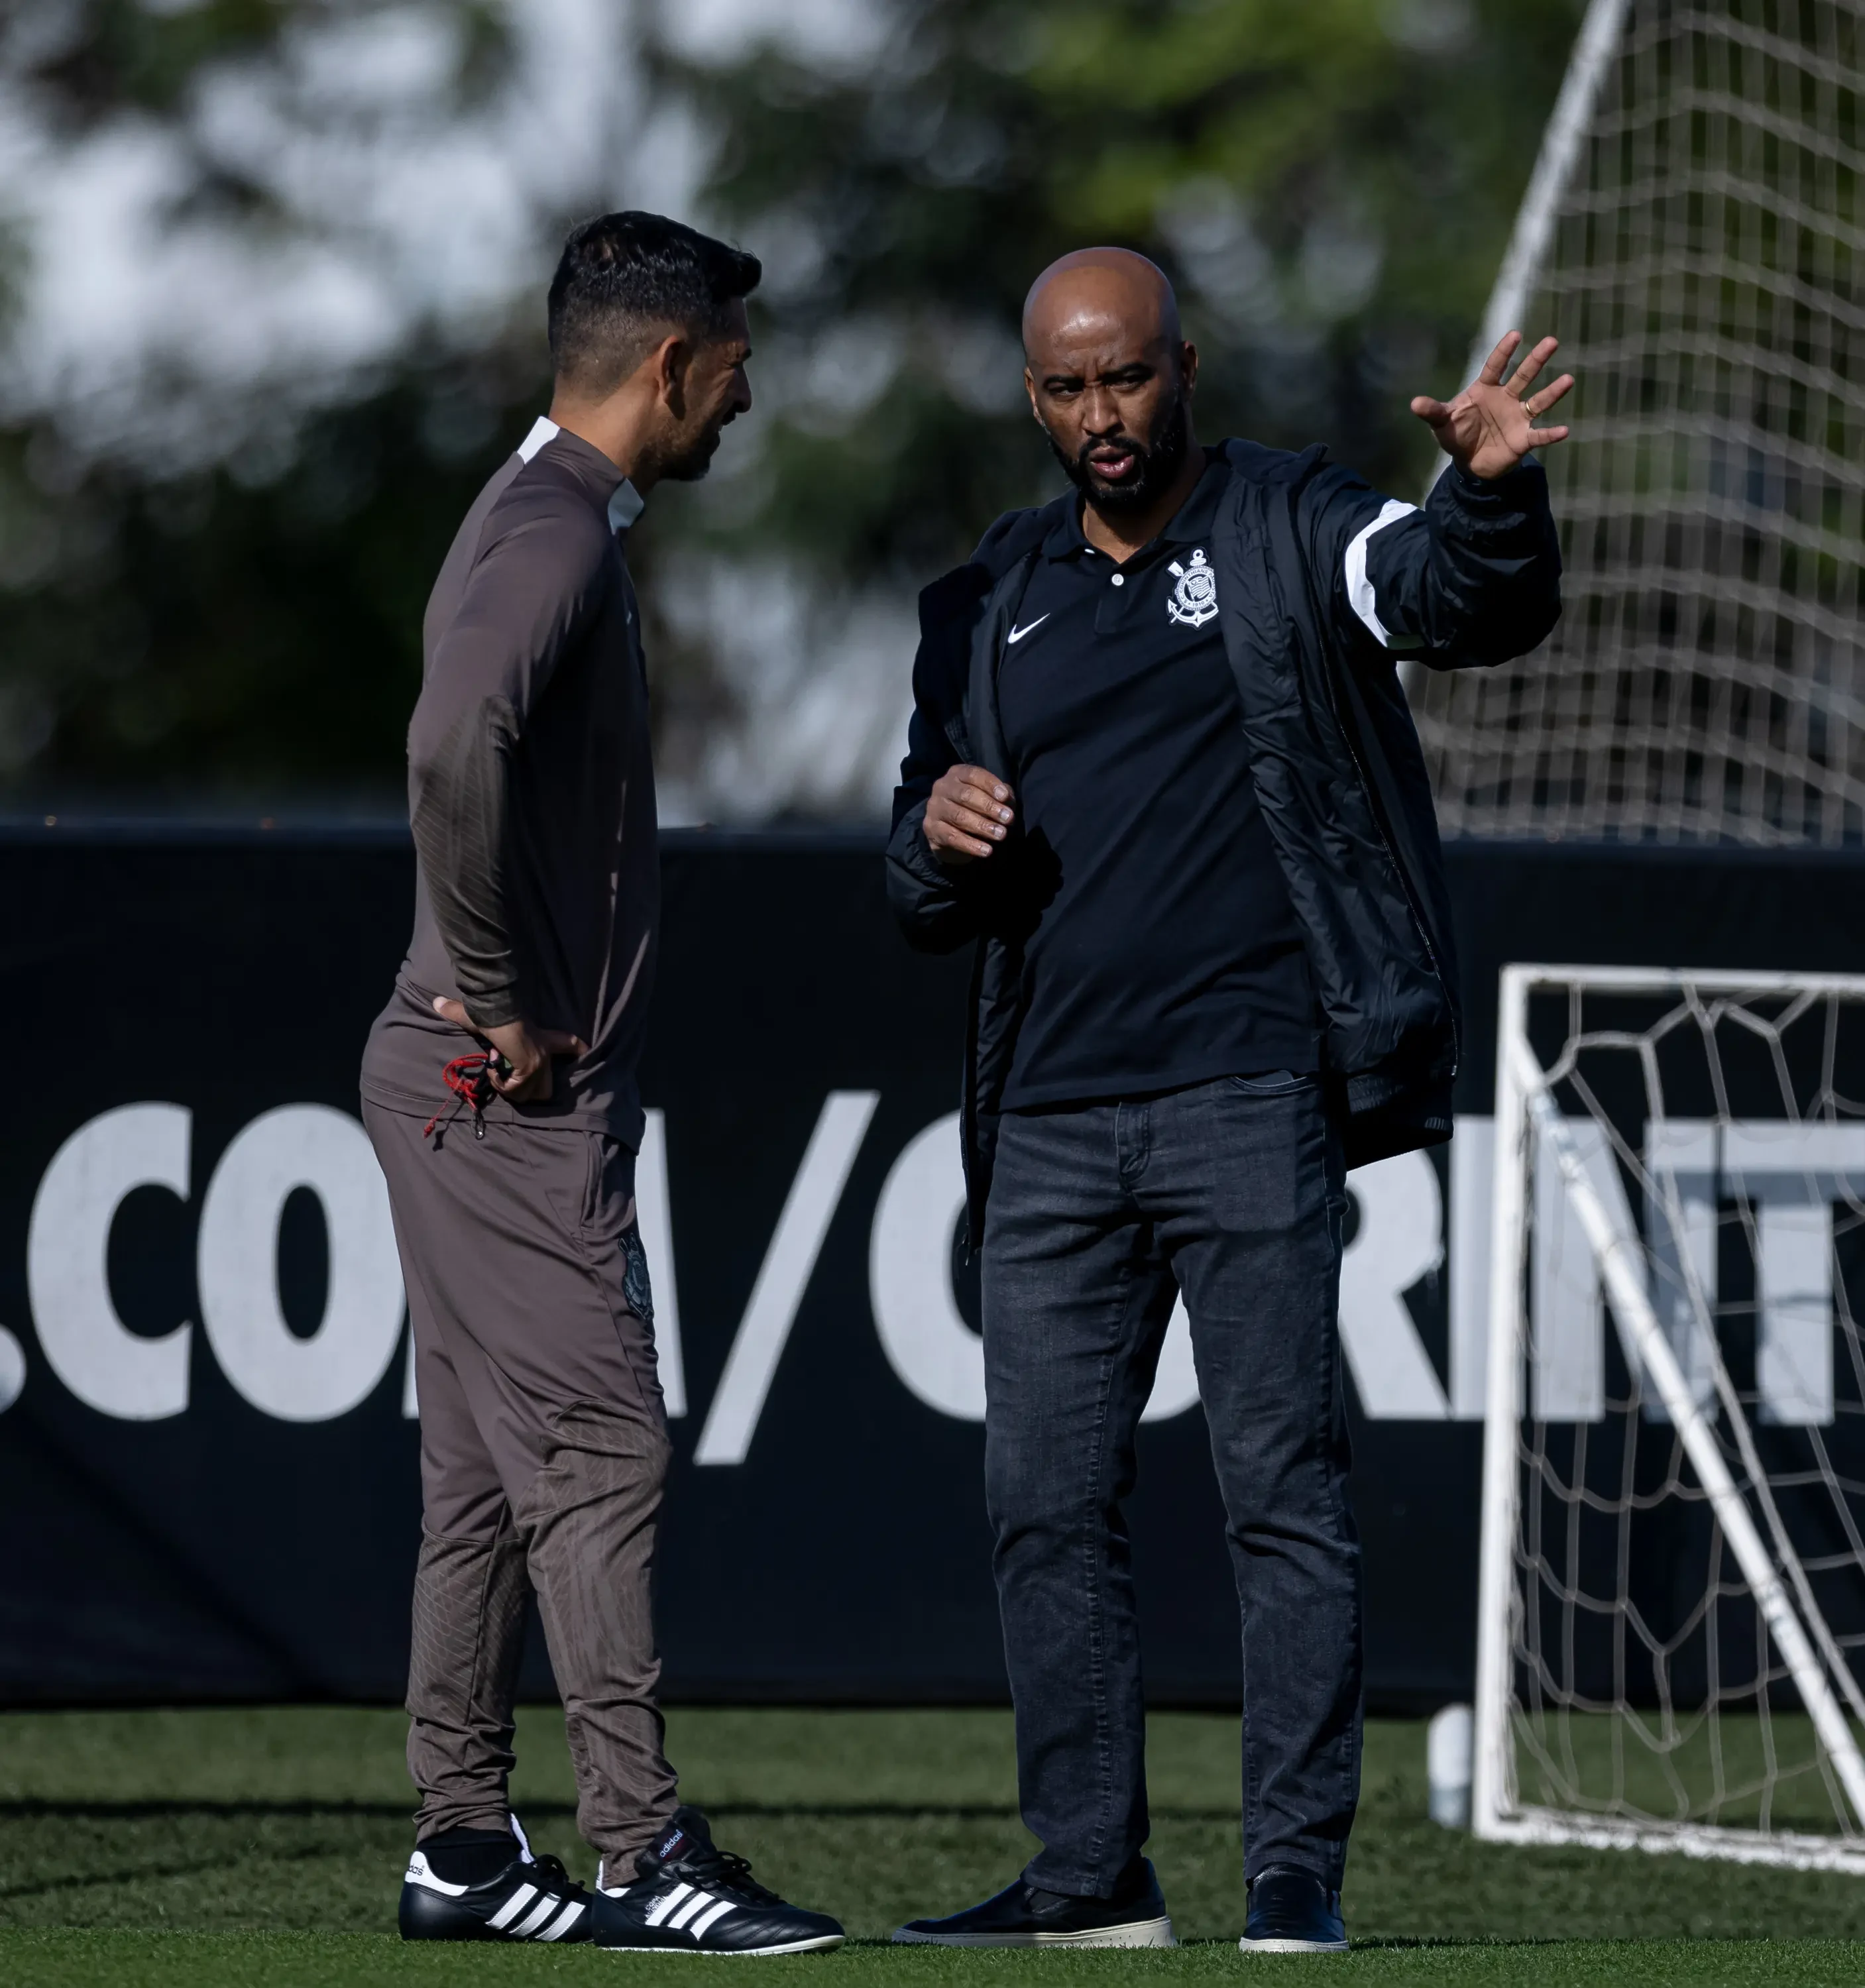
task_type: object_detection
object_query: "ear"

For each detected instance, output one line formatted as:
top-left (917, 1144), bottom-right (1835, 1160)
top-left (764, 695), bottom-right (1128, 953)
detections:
top-left (648, 331), bottom-right (692, 414)
top-left (1025, 366), bottom-right (1042, 424)
top-left (1180, 341), bottom-right (1199, 396)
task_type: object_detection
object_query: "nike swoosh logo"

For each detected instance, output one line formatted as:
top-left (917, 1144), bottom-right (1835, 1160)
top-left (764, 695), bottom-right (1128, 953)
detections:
top-left (1007, 615), bottom-right (1050, 644)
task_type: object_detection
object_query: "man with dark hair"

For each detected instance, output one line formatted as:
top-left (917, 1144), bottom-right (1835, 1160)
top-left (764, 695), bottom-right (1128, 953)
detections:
top-left (549, 210), bottom-right (765, 406)
top-left (887, 249), bottom-right (1569, 1954)
top-left (361, 211), bottom-right (842, 1958)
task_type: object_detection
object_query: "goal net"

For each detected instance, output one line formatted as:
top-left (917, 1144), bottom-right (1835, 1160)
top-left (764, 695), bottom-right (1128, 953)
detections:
top-left (1479, 965), bottom-right (1865, 1869)
top-left (1410, 0), bottom-right (1865, 845)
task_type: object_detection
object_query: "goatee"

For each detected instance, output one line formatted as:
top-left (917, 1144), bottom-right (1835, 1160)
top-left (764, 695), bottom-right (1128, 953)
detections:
top-left (1050, 394), bottom-right (1191, 515)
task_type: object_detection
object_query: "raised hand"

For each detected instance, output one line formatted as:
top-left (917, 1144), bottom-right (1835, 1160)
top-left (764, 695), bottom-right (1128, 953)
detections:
top-left (1411, 331), bottom-right (1573, 480)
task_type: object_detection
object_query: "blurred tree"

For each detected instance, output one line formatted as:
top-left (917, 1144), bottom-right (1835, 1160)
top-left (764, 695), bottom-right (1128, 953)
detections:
top-left (0, 0), bottom-right (1582, 812)
top-left (0, 0), bottom-right (586, 805)
top-left (0, 355), bottom-right (544, 797)
top-left (662, 0), bottom-right (1585, 585)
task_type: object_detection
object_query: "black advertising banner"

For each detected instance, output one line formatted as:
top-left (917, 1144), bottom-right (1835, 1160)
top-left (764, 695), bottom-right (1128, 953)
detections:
top-left (3, 828), bottom-right (1865, 1709)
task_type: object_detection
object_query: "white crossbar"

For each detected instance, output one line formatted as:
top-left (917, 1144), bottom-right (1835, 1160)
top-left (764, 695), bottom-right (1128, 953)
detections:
top-left (1504, 965), bottom-right (1865, 1000)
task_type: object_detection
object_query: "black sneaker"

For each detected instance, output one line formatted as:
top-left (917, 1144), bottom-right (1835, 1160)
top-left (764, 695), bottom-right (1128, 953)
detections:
top-left (893, 1859), bottom-right (1174, 1949)
top-left (400, 1815), bottom-right (591, 1942)
top-left (1239, 1866), bottom-right (1348, 1953)
top-left (593, 1805), bottom-right (844, 1956)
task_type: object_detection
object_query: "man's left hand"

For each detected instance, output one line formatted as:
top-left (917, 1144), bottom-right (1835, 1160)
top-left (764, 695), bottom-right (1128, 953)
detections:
top-left (1411, 331), bottom-right (1573, 480)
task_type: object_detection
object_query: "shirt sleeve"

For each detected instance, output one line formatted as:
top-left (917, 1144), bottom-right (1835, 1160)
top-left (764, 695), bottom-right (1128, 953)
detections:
top-left (407, 494), bottom-right (613, 1029)
top-left (1310, 457), bottom-right (1562, 669)
top-left (885, 563), bottom-right (1021, 954)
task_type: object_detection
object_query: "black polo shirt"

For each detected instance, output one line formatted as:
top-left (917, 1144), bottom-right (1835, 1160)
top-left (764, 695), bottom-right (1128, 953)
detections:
top-left (996, 453), bottom-right (1318, 1111)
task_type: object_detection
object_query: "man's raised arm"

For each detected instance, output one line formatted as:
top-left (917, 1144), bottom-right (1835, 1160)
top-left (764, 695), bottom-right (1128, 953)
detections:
top-left (1314, 330), bottom-right (1573, 669)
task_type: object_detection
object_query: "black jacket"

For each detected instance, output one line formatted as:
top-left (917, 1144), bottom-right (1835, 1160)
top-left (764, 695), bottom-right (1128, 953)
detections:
top-left (885, 439), bottom-right (1561, 1246)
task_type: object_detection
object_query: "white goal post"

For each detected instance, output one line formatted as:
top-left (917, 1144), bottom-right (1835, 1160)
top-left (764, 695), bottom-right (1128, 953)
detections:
top-left (1477, 964), bottom-right (1865, 1872)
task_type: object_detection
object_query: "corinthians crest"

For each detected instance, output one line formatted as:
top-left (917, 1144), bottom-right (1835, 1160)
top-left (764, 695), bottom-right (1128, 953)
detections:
top-left (1166, 547), bottom-right (1219, 628)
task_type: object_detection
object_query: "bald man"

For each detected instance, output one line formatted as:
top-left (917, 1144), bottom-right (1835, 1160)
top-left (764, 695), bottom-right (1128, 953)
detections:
top-left (886, 250), bottom-right (1568, 1952)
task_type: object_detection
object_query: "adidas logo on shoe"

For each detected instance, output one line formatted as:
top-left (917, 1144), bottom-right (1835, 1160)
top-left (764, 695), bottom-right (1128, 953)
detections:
top-left (594, 1805), bottom-right (844, 1956)
top-left (399, 1814), bottom-right (591, 1942)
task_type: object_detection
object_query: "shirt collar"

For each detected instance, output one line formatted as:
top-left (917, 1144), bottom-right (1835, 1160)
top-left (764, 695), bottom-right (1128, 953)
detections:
top-left (1041, 447), bottom-right (1226, 563)
top-left (1041, 495), bottom-right (1092, 562)
top-left (606, 480), bottom-right (645, 533)
top-left (1161, 451), bottom-right (1228, 545)
top-left (516, 415), bottom-right (645, 535)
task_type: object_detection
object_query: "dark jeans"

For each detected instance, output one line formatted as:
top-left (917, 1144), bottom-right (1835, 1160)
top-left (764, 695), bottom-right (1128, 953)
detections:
top-left (981, 1072), bottom-right (1359, 1896)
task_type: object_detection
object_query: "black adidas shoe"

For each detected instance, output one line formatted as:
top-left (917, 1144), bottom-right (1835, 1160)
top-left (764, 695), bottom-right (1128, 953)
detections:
top-left (1239, 1866), bottom-right (1348, 1953)
top-left (594, 1805), bottom-right (844, 1956)
top-left (893, 1858), bottom-right (1174, 1949)
top-left (399, 1814), bottom-right (591, 1943)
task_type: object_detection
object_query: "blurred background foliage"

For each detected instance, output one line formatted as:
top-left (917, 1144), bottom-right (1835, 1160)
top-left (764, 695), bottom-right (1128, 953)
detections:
top-left (0, 0), bottom-right (1582, 820)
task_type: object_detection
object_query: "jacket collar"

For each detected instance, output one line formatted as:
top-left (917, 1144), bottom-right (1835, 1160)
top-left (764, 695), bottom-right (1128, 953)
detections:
top-left (516, 415), bottom-right (645, 535)
top-left (923, 437), bottom-right (1327, 632)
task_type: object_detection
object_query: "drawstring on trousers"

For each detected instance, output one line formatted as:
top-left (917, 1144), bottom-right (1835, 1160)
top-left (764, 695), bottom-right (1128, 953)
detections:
top-left (425, 1052), bottom-right (504, 1142)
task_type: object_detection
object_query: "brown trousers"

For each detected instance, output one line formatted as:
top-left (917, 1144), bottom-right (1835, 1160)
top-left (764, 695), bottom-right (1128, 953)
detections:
top-left (364, 1101), bottom-right (677, 1878)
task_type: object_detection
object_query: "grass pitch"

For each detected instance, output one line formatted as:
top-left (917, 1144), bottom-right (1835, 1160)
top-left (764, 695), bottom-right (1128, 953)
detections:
top-left (3, 1706), bottom-right (1863, 1983)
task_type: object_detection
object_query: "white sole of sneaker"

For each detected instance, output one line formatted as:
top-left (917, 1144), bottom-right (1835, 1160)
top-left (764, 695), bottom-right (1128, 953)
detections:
top-left (893, 1916), bottom-right (1176, 1949)
top-left (1239, 1934), bottom-right (1350, 1954)
top-left (598, 1935), bottom-right (846, 1956)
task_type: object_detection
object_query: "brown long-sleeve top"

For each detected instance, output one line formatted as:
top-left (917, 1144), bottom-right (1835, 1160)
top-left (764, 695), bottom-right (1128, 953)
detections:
top-left (360, 417), bottom-right (657, 1145)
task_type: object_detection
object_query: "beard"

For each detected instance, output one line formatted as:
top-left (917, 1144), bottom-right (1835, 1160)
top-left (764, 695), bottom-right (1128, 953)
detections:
top-left (659, 412), bottom-right (734, 484)
top-left (1048, 391), bottom-right (1191, 514)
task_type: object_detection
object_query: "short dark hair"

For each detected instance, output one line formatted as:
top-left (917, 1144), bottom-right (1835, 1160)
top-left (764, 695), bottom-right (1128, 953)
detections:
top-left (547, 211), bottom-right (761, 396)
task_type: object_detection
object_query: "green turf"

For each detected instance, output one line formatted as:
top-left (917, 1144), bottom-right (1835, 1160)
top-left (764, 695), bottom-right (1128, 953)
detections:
top-left (2, 1932), bottom-right (1863, 1988)
top-left (3, 1706), bottom-right (1864, 1984)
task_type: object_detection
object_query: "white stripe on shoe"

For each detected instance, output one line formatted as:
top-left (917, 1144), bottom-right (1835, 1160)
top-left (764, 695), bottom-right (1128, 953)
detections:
top-left (667, 1890), bottom-right (714, 1930)
top-left (510, 1894), bottom-right (561, 1939)
top-left (644, 1883), bottom-right (692, 1927)
top-left (689, 1899), bottom-right (737, 1939)
top-left (488, 1883), bottom-right (538, 1930)
top-left (538, 1900), bottom-right (587, 1942)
